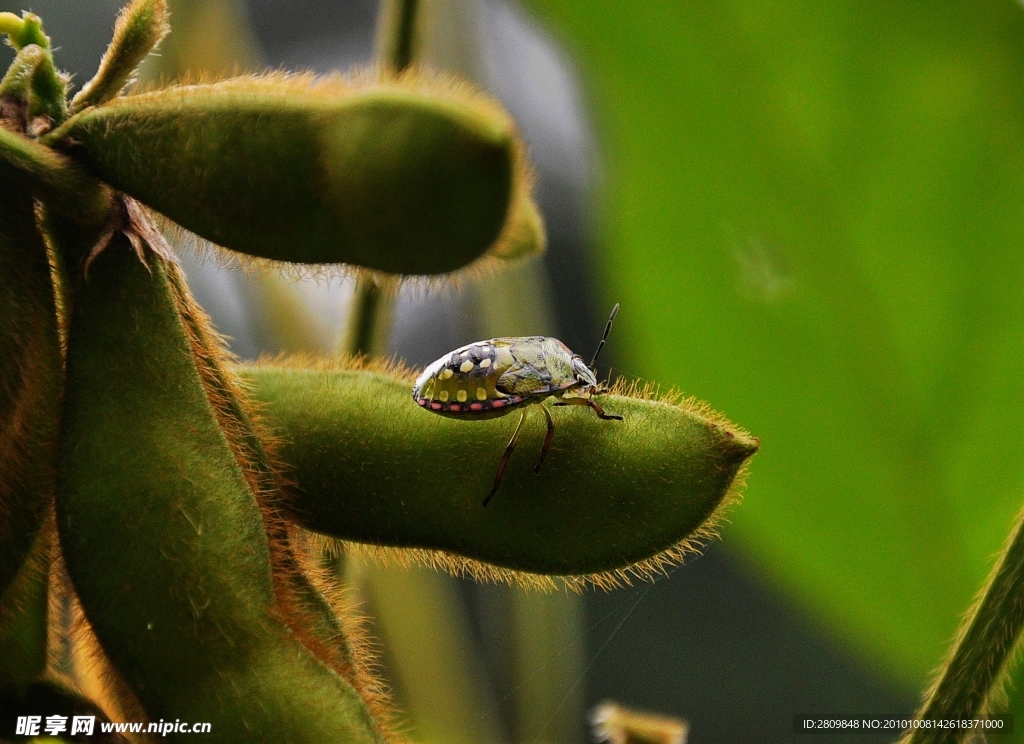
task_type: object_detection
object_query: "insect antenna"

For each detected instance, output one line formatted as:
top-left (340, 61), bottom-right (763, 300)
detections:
top-left (589, 303), bottom-right (620, 369)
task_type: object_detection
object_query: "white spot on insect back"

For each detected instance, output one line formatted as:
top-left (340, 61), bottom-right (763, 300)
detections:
top-left (460, 360), bottom-right (474, 373)
top-left (480, 358), bottom-right (492, 368)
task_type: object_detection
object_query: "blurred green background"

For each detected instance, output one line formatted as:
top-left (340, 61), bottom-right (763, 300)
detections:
top-left (525, 0), bottom-right (1024, 686)
top-left (10, 0), bottom-right (1024, 741)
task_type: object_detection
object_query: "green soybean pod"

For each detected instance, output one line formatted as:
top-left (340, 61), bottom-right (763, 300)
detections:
top-left (241, 362), bottom-right (758, 584)
top-left (45, 76), bottom-right (537, 274)
top-left (167, 268), bottom-right (391, 725)
top-left (56, 230), bottom-right (383, 742)
top-left (0, 166), bottom-right (63, 604)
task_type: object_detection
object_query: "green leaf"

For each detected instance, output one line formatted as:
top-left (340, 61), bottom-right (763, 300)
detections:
top-left (525, 0), bottom-right (1024, 684)
top-left (46, 76), bottom-right (541, 274)
top-left (240, 362), bottom-right (756, 581)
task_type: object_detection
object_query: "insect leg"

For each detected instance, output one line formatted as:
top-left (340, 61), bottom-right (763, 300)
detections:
top-left (587, 398), bottom-right (623, 421)
top-left (534, 404), bottom-right (555, 473)
top-left (483, 409), bottom-right (528, 507)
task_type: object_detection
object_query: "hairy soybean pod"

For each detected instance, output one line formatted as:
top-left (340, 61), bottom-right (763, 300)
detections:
top-left (167, 271), bottom-right (386, 720)
top-left (242, 363), bottom-right (758, 583)
top-left (0, 164), bottom-right (63, 604)
top-left (56, 235), bottom-right (382, 742)
top-left (45, 76), bottom-right (534, 274)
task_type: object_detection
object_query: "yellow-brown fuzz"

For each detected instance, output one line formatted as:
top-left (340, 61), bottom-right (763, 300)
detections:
top-left (34, 204), bottom-right (71, 358)
top-left (250, 354), bottom-right (754, 594)
top-left (165, 264), bottom-right (397, 738)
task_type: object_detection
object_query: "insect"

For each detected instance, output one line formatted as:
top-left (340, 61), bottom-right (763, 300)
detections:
top-left (412, 304), bottom-right (623, 506)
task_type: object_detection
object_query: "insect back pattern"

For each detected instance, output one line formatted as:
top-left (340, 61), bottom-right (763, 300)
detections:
top-left (413, 305), bottom-right (623, 506)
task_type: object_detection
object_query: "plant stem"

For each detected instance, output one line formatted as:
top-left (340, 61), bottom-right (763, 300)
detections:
top-left (344, 0), bottom-right (420, 357)
top-left (902, 498), bottom-right (1024, 743)
top-left (391, 0), bottom-right (419, 72)
top-left (0, 12), bottom-right (48, 51)
top-left (0, 13), bottom-right (21, 39)
top-left (344, 277), bottom-right (388, 357)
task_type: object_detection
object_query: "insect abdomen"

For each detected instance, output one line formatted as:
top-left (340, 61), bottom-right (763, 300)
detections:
top-left (413, 341), bottom-right (526, 415)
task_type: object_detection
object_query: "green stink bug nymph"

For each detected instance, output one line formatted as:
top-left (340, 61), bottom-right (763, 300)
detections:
top-left (413, 305), bottom-right (623, 506)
